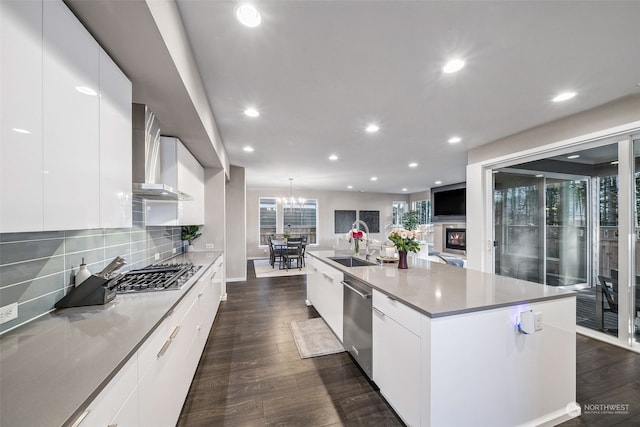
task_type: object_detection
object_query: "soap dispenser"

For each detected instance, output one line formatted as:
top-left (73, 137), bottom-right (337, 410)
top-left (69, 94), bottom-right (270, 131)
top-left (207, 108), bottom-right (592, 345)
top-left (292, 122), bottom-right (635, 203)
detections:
top-left (75, 258), bottom-right (91, 286)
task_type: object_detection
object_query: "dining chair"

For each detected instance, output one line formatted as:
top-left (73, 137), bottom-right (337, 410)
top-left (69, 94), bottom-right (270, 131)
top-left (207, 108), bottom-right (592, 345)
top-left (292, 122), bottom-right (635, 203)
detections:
top-left (283, 242), bottom-right (304, 270)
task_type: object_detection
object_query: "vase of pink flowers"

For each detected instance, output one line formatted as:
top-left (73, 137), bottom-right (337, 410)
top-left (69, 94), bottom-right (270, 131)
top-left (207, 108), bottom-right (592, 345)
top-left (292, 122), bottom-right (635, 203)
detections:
top-left (347, 229), bottom-right (366, 255)
top-left (388, 227), bottom-right (421, 269)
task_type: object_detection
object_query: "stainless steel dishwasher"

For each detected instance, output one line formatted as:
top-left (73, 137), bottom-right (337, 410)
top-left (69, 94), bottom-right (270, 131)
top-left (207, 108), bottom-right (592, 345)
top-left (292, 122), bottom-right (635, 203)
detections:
top-left (342, 276), bottom-right (373, 379)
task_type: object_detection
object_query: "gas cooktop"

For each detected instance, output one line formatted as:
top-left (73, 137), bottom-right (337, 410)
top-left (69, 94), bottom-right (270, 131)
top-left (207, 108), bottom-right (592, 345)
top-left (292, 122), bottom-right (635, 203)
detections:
top-left (111, 262), bottom-right (201, 294)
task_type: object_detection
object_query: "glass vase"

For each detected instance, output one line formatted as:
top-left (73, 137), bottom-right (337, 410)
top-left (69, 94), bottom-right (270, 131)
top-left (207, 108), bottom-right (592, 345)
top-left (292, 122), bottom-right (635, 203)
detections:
top-left (354, 239), bottom-right (360, 255)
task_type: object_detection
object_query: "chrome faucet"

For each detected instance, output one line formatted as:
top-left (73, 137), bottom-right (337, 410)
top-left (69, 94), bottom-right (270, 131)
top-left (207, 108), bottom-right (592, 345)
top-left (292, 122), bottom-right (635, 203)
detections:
top-left (351, 220), bottom-right (371, 259)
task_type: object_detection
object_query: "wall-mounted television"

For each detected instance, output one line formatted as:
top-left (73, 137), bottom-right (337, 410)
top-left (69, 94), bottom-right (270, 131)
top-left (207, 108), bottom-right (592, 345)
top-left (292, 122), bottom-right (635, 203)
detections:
top-left (432, 183), bottom-right (466, 222)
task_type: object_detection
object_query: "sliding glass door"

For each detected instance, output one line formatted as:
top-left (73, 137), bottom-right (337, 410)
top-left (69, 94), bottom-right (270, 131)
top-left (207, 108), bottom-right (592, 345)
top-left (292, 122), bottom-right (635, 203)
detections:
top-left (494, 172), bottom-right (588, 287)
top-left (494, 173), bottom-right (543, 283)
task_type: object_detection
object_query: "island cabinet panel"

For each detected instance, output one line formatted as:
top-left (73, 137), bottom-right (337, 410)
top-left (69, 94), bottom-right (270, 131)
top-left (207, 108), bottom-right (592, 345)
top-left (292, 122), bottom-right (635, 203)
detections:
top-left (306, 257), bottom-right (343, 341)
top-left (421, 297), bottom-right (576, 427)
top-left (372, 290), bottom-right (421, 427)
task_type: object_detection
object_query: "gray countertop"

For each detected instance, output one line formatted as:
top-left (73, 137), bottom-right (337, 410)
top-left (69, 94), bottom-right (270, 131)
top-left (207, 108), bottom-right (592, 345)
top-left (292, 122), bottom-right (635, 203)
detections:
top-left (0, 250), bottom-right (222, 427)
top-left (309, 250), bottom-right (575, 318)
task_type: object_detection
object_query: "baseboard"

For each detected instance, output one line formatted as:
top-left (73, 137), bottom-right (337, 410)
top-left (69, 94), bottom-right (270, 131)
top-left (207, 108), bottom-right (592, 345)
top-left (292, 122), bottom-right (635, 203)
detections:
top-left (220, 293), bottom-right (227, 301)
top-left (520, 405), bottom-right (579, 427)
top-left (226, 276), bottom-right (246, 282)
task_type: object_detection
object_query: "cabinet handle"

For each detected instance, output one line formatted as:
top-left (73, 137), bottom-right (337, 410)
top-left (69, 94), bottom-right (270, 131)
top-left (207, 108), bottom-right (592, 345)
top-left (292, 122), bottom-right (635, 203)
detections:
top-left (322, 272), bottom-right (334, 283)
top-left (157, 339), bottom-right (172, 358)
top-left (196, 325), bottom-right (202, 331)
top-left (198, 292), bottom-right (204, 298)
top-left (386, 295), bottom-right (397, 301)
top-left (373, 307), bottom-right (386, 317)
top-left (212, 271), bottom-right (217, 278)
top-left (341, 281), bottom-right (371, 299)
top-left (107, 424), bottom-right (118, 427)
top-left (157, 326), bottom-right (181, 358)
top-left (170, 325), bottom-right (181, 340)
top-left (70, 410), bottom-right (90, 427)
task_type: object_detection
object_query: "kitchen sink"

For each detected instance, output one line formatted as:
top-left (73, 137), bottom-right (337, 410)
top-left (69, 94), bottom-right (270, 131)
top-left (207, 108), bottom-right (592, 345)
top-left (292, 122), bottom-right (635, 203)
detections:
top-left (328, 256), bottom-right (377, 267)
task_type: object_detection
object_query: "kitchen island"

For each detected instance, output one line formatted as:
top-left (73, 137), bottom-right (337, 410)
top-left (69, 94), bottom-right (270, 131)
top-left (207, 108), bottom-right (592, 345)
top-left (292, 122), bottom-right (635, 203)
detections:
top-left (307, 250), bottom-right (577, 427)
top-left (0, 251), bottom-right (223, 427)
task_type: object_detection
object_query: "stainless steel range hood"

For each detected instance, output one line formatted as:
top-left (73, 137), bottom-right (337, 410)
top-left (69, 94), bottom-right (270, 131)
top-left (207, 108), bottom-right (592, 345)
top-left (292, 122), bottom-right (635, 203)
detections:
top-left (132, 104), bottom-right (192, 200)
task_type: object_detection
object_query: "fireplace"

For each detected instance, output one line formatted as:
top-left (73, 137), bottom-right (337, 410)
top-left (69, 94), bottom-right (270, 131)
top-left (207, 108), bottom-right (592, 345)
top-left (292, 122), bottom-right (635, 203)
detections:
top-left (445, 228), bottom-right (466, 253)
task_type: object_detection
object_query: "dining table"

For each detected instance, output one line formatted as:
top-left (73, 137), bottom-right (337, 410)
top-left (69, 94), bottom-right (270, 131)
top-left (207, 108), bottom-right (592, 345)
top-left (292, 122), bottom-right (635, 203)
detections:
top-left (271, 239), bottom-right (306, 269)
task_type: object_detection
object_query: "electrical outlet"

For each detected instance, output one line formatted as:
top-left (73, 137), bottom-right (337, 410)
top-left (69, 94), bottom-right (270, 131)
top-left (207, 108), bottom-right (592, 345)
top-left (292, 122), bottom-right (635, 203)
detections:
top-left (206, 243), bottom-right (214, 249)
top-left (154, 253), bottom-right (160, 260)
top-left (0, 303), bottom-right (18, 325)
top-left (172, 248), bottom-right (177, 254)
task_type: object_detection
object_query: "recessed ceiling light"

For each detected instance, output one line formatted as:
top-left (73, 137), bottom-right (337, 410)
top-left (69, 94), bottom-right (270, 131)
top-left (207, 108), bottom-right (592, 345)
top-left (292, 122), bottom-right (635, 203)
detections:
top-left (552, 92), bottom-right (576, 102)
top-left (448, 136), bottom-right (462, 144)
top-left (244, 107), bottom-right (259, 117)
top-left (243, 146), bottom-right (254, 152)
top-left (434, 180), bottom-right (442, 185)
top-left (567, 154), bottom-right (580, 159)
top-left (347, 185), bottom-right (353, 189)
top-left (365, 123), bottom-right (379, 133)
top-left (12, 128), bottom-right (31, 134)
top-left (329, 154), bottom-right (338, 161)
top-left (236, 4), bottom-right (261, 27)
top-left (408, 162), bottom-right (418, 168)
top-left (611, 160), bottom-right (619, 165)
top-left (371, 176), bottom-right (378, 181)
top-left (442, 59), bottom-right (465, 74)
top-left (402, 188), bottom-right (408, 192)
top-left (75, 86), bottom-right (97, 96)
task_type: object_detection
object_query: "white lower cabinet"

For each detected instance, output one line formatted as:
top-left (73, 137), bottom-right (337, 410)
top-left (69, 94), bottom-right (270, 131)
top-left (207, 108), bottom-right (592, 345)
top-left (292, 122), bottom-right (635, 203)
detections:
top-left (373, 290), bottom-right (421, 427)
top-left (306, 257), bottom-right (343, 341)
top-left (78, 354), bottom-right (138, 427)
top-left (78, 255), bottom-right (223, 427)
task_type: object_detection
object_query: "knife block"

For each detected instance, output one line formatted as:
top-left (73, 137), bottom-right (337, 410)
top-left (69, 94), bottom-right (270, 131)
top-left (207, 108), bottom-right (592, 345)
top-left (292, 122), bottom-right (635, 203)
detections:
top-left (55, 275), bottom-right (117, 309)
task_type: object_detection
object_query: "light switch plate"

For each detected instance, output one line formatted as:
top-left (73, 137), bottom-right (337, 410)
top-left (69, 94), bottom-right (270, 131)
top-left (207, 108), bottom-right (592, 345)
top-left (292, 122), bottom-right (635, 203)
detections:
top-left (206, 243), bottom-right (214, 249)
top-left (154, 253), bottom-right (160, 260)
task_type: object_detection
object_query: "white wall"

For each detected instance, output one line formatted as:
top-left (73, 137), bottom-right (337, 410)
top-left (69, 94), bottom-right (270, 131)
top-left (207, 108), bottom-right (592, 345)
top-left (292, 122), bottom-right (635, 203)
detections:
top-left (225, 166), bottom-right (246, 281)
top-left (466, 94), bottom-right (640, 271)
top-left (408, 190), bottom-right (430, 204)
top-left (246, 187), bottom-right (408, 258)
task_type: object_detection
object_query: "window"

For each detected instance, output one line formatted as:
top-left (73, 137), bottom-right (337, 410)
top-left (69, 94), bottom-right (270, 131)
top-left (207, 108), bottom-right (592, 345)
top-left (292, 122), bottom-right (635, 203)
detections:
top-left (259, 197), bottom-right (318, 245)
top-left (392, 201), bottom-right (408, 225)
top-left (283, 199), bottom-right (318, 244)
top-left (259, 198), bottom-right (277, 245)
top-left (413, 200), bottom-right (431, 224)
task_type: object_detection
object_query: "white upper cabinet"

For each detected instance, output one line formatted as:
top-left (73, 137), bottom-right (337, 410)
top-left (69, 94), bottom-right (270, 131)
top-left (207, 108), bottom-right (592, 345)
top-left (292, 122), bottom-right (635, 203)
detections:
top-left (0, 1), bottom-right (44, 232)
top-left (1, 0), bottom-right (132, 232)
top-left (99, 49), bottom-right (132, 228)
top-left (146, 137), bottom-right (204, 226)
top-left (43, 0), bottom-right (101, 230)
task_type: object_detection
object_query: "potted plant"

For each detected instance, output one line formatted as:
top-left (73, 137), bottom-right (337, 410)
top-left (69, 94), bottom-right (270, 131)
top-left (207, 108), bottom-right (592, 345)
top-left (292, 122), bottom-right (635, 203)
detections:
top-left (402, 210), bottom-right (420, 231)
top-left (181, 225), bottom-right (202, 252)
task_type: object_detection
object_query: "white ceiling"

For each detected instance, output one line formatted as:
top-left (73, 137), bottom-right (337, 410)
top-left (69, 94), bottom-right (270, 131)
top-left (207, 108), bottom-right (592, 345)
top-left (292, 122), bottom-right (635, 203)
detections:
top-left (71, 1), bottom-right (640, 194)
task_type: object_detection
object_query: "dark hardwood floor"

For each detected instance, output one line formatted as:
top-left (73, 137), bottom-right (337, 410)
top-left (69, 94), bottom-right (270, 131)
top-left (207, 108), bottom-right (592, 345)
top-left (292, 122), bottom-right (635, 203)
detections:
top-left (178, 261), bottom-right (640, 427)
top-left (177, 261), bottom-right (403, 426)
top-left (560, 334), bottom-right (640, 426)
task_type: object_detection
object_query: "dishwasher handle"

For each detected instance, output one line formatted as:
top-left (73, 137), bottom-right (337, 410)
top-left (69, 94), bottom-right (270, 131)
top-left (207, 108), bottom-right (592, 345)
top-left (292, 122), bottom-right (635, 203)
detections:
top-left (341, 281), bottom-right (371, 299)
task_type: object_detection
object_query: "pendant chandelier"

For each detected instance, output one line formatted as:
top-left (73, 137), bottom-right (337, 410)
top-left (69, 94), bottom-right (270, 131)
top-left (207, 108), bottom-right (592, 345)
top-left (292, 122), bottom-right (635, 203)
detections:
top-left (279, 178), bottom-right (306, 212)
